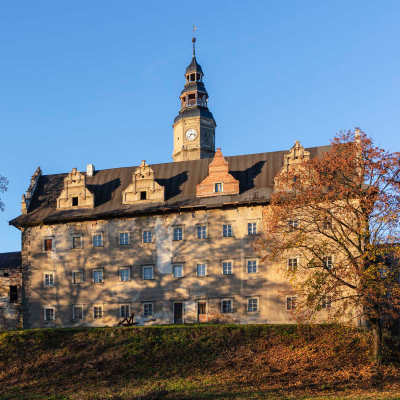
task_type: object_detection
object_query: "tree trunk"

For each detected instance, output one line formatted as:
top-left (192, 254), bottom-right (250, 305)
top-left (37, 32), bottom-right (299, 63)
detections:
top-left (371, 319), bottom-right (383, 364)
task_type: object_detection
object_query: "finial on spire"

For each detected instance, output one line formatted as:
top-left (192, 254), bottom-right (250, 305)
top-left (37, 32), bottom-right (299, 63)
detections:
top-left (192, 24), bottom-right (197, 58)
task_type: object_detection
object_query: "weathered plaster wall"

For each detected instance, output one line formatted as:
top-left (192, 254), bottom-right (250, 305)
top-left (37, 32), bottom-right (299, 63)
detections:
top-left (0, 268), bottom-right (22, 330)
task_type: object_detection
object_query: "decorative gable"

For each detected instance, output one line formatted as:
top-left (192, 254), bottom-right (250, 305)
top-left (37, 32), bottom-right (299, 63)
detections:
top-left (21, 167), bottom-right (42, 214)
top-left (122, 160), bottom-right (165, 204)
top-left (196, 148), bottom-right (239, 198)
top-left (57, 168), bottom-right (95, 209)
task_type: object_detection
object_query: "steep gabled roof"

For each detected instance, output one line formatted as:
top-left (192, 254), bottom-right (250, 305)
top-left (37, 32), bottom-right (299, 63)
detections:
top-left (9, 146), bottom-right (330, 227)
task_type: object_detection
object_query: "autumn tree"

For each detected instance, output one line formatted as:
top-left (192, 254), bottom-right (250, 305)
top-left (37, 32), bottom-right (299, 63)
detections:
top-left (255, 130), bottom-right (400, 363)
top-left (0, 175), bottom-right (8, 211)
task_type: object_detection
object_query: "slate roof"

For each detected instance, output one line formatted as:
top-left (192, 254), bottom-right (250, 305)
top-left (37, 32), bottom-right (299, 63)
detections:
top-left (9, 146), bottom-right (331, 228)
top-left (185, 57), bottom-right (203, 74)
top-left (174, 108), bottom-right (215, 124)
top-left (0, 252), bottom-right (21, 269)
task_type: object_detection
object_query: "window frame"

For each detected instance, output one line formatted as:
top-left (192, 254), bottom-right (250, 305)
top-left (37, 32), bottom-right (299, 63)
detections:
top-left (322, 295), bottom-right (332, 309)
top-left (93, 305), bottom-right (103, 319)
top-left (323, 255), bottom-right (333, 270)
top-left (92, 269), bottom-right (104, 284)
top-left (221, 298), bottom-right (233, 313)
top-left (119, 267), bottom-right (131, 282)
top-left (143, 302), bottom-right (154, 317)
top-left (43, 238), bottom-right (54, 252)
top-left (247, 222), bottom-right (257, 235)
top-left (247, 298), bottom-right (259, 313)
top-left (119, 232), bottom-right (130, 246)
top-left (214, 182), bottom-right (223, 193)
top-left (197, 263), bottom-right (207, 277)
top-left (142, 265), bottom-right (154, 280)
top-left (286, 296), bottom-right (297, 310)
top-left (92, 233), bottom-right (103, 248)
top-left (222, 260), bottom-right (233, 275)
top-left (44, 307), bottom-right (55, 321)
top-left (72, 235), bottom-right (83, 249)
top-left (222, 224), bottom-right (233, 237)
top-left (73, 305), bottom-right (84, 320)
top-left (120, 304), bottom-right (130, 318)
top-left (246, 259), bottom-right (258, 274)
top-left (72, 270), bottom-right (84, 285)
top-left (173, 264), bottom-right (184, 278)
top-left (196, 225), bottom-right (207, 239)
top-left (44, 271), bottom-right (55, 287)
top-left (288, 219), bottom-right (299, 231)
top-left (173, 227), bottom-right (183, 241)
top-left (142, 230), bottom-right (153, 244)
top-left (287, 257), bottom-right (299, 272)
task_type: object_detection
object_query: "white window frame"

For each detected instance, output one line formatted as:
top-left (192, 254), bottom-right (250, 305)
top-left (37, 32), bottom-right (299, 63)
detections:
top-left (73, 305), bottom-right (84, 320)
top-left (92, 233), bottom-right (103, 248)
top-left (287, 257), bottom-right (299, 272)
top-left (221, 298), bottom-right (233, 313)
top-left (119, 232), bottom-right (130, 246)
top-left (72, 270), bottom-right (84, 284)
top-left (173, 227), bottom-right (184, 241)
top-left (142, 265), bottom-right (154, 280)
top-left (222, 260), bottom-right (233, 275)
top-left (120, 304), bottom-right (130, 318)
top-left (142, 230), bottom-right (153, 243)
top-left (143, 302), bottom-right (154, 317)
top-left (247, 222), bottom-right (257, 235)
top-left (93, 305), bottom-right (103, 319)
top-left (246, 259), bottom-right (258, 274)
top-left (92, 269), bottom-right (104, 283)
top-left (44, 307), bottom-right (55, 321)
top-left (72, 235), bottom-right (83, 249)
top-left (173, 264), bottom-right (184, 278)
top-left (43, 237), bottom-right (54, 251)
top-left (214, 182), bottom-right (223, 193)
top-left (119, 267), bottom-right (130, 282)
top-left (288, 219), bottom-right (299, 231)
top-left (44, 271), bottom-right (55, 287)
top-left (196, 225), bottom-right (207, 239)
top-left (222, 224), bottom-right (233, 237)
top-left (197, 263), bottom-right (207, 277)
top-left (286, 296), bottom-right (297, 310)
top-left (247, 298), bottom-right (259, 312)
top-left (322, 295), bottom-right (332, 309)
top-left (323, 255), bottom-right (333, 270)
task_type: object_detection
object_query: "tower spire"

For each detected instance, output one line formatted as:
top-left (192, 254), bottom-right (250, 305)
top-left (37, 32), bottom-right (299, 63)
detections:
top-left (192, 24), bottom-right (197, 58)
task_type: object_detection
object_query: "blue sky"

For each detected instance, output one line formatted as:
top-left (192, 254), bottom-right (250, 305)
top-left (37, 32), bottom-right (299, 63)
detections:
top-left (1, 1), bottom-right (400, 252)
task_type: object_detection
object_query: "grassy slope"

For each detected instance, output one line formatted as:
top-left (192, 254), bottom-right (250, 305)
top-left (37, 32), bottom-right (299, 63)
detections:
top-left (0, 324), bottom-right (399, 400)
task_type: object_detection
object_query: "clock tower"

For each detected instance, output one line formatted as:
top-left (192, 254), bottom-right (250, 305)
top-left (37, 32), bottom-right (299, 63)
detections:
top-left (172, 36), bottom-right (216, 162)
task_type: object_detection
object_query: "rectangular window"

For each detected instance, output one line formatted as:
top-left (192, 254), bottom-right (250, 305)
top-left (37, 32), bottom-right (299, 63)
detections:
top-left (215, 183), bottom-right (222, 193)
top-left (322, 296), bottom-right (332, 309)
top-left (72, 236), bottom-right (82, 249)
top-left (143, 230), bottom-right (152, 243)
top-left (140, 191), bottom-right (147, 200)
top-left (174, 228), bottom-right (183, 241)
top-left (287, 297), bottom-right (297, 310)
top-left (93, 235), bottom-right (102, 247)
top-left (321, 217), bottom-right (332, 230)
top-left (93, 306), bottom-right (103, 319)
top-left (93, 270), bottom-right (103, 283)
top-left (120, 233), bottom-right (129, 245)
top-left (288, 258), bottom-right (298, 272)
top-left (9, 286), bottom-right (18, 302)
top-left (248, 299), bottom-right (258, 312)
top-left (223, 224), bottom-right (232, 237)
top-left (119, 268), bottom-right (130, 282)
top-left (288, 219), bottom-right (299, 231)
top-left (248, 223), bottom-right (257, 235)
top-left (221, 299), bottom-right (232, 313)
top-left (143, 266), bottom-right (154, 280)
top-left (72, 271), bottom-right (83, 284)
top-left (197, 226), bottom-right (207, 239)
top-left (120, 304), bottom-right (130, 318)
top-left (73, 306), bottom-right (83, 320)
top-left (44, 308), bottom-right (54, 321)
top-left (197, 264), bottom-right (206, 276)
top-left (72, 197), bottom-right (79, 206)
top-left (173, 265), bottom-right (183, 278)
top-left (44, 273), bottom-right (54, 287)
top-left (44, 239), bottom-right (52, 251)
top-left (143, 302), bottom-right (153, 317)
top-left (323, 256), bottom-right (333, 270)
top-left (247, 260), bottom-right (257, 274)
top-left (222, 262), bottom-right (233, 275)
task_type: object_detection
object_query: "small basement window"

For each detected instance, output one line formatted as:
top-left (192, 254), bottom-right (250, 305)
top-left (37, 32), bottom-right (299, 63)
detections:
top-left (140, 191), bottom-right (147, 200)
top-left (72, 197), bottom-right (79, 206)
top-left (9, 286), bottom-right (18, 302)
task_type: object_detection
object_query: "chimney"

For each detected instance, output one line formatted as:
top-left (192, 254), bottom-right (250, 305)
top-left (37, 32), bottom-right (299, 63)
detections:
top-left (87, 164), bottom-right (95, 177)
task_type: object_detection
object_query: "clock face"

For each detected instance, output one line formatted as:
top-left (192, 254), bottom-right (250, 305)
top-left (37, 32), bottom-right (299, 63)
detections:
top-left (185, 129), bottom-right (198, 141)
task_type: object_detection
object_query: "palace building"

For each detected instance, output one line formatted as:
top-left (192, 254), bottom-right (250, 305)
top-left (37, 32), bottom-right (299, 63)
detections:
top-left (9, 38), bottom-right (329, 329)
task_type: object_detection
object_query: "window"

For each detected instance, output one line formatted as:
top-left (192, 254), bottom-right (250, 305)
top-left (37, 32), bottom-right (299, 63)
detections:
top-left (9, 286), bottom-right (18, 302)
top-left (93, 270), bottom-right (103, 283)
top-left (143, 266), bottom-right (154, 280)
top-left (223, 224), bottom-right (232, 237)
top-left (174, 228), bottom-right (183, 241)
top-left (3, 272), bottom-right (9, 277)
top-left (72, 236), bottom-right (82, 249)
top-left (93, 306), bottom-right (103, 319)
top-left (323, 256), bottom-right (333, 270)
top-left (288, 258), bottom-right (298, 272)
top-left (173, 265), bottom-right (183, 278)
top-left (73, 306), bottom-right (83, 320)
top-left (120, 233), bottom-right (129, 245)
top-left (143, 230), bottom-right (152, 243)
top-left (120, 304), bottom-right (130, 318)
top-left (44, 273), bottom-right (54, 287)
top-left (143, 302), bottom-right (154, 317)
top-left (221, 299), bottom-right (233, 313)
top-left (93, 235), bottom-right (103, 247)
top-left (72, 197), bottom-right (79, 206)
top-left (140, 191), bottom-right (147, 200)
top-left (247, 260), bottom-right (257, 274)
top-left (322, 296), bottom-right (332, 309)
top-left (287, 297), bottom-right (297, 310)
top-left (44, 308), bottom-right (54, 321)
top-left (119, 268), bottom-right (130, 282)
top-left (248, 223), bottom-right (257, 235)
top-left (321, 217), bottom-right (332, 230)
top-left (72, 271), bottom-right (83, 284)
top-left (222, 261), bottom-right (233, 275)
top-left (44, 239), bottom-right (53, 251)
top-left (215, 183), bottom-right (223, 193)
top-left (197, 264), bottom-right (206, 276)
top-left (288, 219), bottom-right (299, 231)
top-left (248, 298), bottom-right (258, 312)
top-left (197, 226), bottom-right (207, 239)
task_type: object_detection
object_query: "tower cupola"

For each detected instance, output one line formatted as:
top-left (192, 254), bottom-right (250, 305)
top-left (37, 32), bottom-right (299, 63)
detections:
top-left (172, 33), bottom-right (216, 162)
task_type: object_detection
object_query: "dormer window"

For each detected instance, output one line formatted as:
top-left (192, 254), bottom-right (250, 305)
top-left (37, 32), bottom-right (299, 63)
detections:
top-left (215, 183), bottom-right (223, 193)
top-left (140, 191), bottom-right (147, 200)
top-left (72, 197), bottom-right (78, 206)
